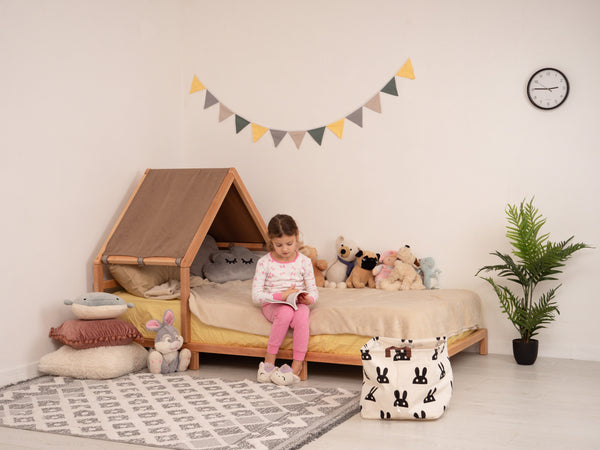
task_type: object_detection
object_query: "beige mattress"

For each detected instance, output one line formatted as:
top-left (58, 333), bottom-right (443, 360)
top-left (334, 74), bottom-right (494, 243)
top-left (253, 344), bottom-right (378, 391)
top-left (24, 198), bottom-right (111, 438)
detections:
top-left (117, 281), bottom-right (482, 357)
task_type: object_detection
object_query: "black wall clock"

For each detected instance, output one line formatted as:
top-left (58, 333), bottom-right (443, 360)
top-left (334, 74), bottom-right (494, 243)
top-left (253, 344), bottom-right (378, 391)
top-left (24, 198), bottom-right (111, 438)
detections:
top-left (527, 68), bottom-right (569, 110)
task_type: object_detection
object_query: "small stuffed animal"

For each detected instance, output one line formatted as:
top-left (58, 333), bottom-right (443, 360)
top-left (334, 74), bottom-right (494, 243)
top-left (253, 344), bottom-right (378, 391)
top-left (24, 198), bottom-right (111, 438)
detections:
top-left (372, 250), bottom-right (398, 289)
top-left (397, 245), bottom-right (420, 269)
top-left (64, 292), bottom-right (134, 320)
top-left (346, 250), bottom-right (380, 288)
top-left (419, 257), bottom-right (441, 289)
top-left (145, 309), bottom-right (191, 374)
top-left (299, 245), bottom-right (328, 287)
top-left (380, 260), bottom-right (426, 291)
top-left (324, 236), bottom-right (360, 289)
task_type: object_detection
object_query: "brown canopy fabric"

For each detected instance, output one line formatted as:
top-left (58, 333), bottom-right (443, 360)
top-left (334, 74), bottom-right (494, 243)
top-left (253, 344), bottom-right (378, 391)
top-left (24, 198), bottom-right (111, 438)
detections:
top-left (99, 168), bottom-right (268, 265)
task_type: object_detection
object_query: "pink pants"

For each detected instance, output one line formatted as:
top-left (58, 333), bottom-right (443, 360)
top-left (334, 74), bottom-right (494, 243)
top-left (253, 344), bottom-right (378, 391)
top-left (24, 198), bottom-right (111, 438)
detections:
top-left (262, 303), bottom-right (310, 361)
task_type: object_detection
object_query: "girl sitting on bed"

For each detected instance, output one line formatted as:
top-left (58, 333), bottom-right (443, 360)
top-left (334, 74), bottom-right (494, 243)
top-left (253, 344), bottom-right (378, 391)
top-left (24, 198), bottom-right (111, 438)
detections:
top-left (252, 213), bottom-right (318, 385)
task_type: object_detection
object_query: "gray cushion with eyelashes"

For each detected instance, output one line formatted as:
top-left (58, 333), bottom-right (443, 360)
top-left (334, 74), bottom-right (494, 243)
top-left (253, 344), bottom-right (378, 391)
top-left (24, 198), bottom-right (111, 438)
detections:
top-left (190, 234), bottom-right (220, 277)
top-left (203, 246), bottom-right (260, 283)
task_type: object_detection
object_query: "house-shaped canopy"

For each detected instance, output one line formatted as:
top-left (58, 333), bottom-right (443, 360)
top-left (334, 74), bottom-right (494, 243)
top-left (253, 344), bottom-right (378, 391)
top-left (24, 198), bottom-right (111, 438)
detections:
top-left (93, 168), bottom-right (268, 292)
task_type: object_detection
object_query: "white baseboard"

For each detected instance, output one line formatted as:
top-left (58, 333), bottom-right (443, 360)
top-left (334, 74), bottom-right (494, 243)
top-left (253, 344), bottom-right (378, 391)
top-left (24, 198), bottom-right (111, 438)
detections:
top-left (0, 362), bottom-right (42, 387)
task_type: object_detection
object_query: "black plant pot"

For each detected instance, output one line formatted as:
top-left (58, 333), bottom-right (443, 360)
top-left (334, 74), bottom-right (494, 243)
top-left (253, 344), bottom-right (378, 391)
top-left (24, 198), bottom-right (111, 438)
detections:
top-left (512, 339), bottom-right (539, 365)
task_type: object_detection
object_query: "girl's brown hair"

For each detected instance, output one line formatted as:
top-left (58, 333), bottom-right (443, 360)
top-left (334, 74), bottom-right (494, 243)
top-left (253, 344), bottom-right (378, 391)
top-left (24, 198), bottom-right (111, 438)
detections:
top-left (267, 214), bottom-right (299, 249)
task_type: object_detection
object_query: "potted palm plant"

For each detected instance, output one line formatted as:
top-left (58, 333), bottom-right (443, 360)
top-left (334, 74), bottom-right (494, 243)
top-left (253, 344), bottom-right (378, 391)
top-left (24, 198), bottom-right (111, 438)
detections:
top-left (476, 198), bottom-right (591, 365)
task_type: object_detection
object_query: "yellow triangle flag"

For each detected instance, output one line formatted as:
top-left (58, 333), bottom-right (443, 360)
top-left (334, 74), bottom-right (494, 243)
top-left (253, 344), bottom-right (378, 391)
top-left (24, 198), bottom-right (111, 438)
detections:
top-left (252, 123), bottom-right (269, 142)
top-left (190, 75), bottom-right (206, 93)
top-left (327, 118), bottom-right (345, 139)
top-left (396, 59), bottom-right (415, 79)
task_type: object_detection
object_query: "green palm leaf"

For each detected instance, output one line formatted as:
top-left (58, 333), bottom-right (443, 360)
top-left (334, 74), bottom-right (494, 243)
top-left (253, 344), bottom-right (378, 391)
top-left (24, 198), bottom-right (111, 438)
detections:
top-left (476, 198), bottom-right (591, 343)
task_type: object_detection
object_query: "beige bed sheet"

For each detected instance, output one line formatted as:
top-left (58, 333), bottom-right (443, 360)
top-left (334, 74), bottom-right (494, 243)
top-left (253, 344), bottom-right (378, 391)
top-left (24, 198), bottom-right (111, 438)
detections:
top-left (187, 280), bottom-right (482, 339)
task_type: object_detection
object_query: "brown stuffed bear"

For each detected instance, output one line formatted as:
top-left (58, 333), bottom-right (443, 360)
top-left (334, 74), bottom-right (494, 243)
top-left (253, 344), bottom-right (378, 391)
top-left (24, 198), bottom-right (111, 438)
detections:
top-left (299, 245), bottom-right (328, 287)
top-left (346, 250), bottom-right (379, 288)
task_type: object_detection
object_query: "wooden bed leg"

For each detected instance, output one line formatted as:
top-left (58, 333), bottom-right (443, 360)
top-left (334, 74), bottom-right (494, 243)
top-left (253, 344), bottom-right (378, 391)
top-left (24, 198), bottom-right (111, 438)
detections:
top-left (299, 362), bottom-right (308, 381)
top-left (479, 329), bottom-right (489, 355)
top-left (189, 351), bottom-right (200, 370)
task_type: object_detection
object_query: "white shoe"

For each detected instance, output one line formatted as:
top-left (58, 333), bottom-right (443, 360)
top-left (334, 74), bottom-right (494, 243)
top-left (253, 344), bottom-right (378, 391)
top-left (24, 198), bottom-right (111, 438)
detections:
top-left (270, 364), bottom-right (301, 386)
top-left (257, 361), bottom-right (276, 383)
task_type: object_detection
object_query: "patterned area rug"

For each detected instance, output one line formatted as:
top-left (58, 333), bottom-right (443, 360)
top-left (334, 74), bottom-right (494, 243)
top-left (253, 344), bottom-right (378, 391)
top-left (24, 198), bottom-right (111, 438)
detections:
top-left (0, 372), bottom-right (359, 449)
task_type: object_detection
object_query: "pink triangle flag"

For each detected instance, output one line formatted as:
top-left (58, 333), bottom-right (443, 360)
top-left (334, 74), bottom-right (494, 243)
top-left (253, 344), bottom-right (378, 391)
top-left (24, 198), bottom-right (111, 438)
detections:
top-left (289, 131), bottom-right (306, 149)
top-left (364, 94), bottom-right (382, 113)
top-left (219, 104), bottom-right (233, 122)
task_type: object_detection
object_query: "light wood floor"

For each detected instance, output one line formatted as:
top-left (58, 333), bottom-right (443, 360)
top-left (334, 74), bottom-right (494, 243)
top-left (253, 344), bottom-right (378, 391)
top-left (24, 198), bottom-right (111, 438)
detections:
top-left (1, 352), bottom-right (599, 449)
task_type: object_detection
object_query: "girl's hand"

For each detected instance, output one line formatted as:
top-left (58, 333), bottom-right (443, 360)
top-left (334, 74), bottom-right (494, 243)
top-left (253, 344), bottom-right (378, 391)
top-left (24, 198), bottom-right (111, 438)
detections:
top-left (282, 284), bottom-right (299, 301)
top-left (296, 292), bottom-right (313, 305)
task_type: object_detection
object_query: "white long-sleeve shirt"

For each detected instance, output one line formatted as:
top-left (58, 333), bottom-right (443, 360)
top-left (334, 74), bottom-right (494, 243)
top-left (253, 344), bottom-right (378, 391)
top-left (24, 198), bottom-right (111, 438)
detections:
top-left (252, 252), bottom-right (319, 306)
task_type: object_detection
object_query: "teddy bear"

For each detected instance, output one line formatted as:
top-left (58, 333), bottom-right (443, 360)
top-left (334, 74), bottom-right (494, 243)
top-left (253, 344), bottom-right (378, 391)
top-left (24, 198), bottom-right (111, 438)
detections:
top-left (397, 245), bottom-right (420, 269)
top-left (346, 250), bottom-right (380, 288)
top-left (324, 236), bottom-right (360, 289)
top-left (299, 245), bottom-right (328, 287)
top-left (380, 260), bottom-right (426, 291)
top-left (372, 250), bottom-right (398, 289)
top-left (419, 256), bottom-right (441, 289)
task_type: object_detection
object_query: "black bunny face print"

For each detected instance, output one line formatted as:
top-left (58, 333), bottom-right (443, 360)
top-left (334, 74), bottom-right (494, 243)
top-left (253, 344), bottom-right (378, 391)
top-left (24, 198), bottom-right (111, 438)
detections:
top-left (438, 362), bottom-right (446, 379)
top-left (393, 390), bottom-right (409, 408)
top-left (424, 388), bottom-right (437, 403)
top-left (364, 386), bottom-right (378, 402)
top-left (376, 367), bottom-right (390, 384)
top-left (394, 348), bottom-right (411, 361)
top-left (412, 367), bottom-right (428, 384)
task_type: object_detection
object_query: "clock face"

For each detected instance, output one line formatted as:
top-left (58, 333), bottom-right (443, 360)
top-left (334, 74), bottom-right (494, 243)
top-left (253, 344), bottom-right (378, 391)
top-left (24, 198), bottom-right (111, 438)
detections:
top-left (527, 68), bottom-right (569, 110)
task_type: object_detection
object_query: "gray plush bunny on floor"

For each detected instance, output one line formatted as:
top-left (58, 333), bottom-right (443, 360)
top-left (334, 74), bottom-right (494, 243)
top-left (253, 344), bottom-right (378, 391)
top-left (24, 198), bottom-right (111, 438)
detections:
top-left (145, 309), bottom-right (191, 374)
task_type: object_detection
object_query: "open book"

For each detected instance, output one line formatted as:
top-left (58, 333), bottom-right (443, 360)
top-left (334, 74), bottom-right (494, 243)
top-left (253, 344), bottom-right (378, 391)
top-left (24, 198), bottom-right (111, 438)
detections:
top-left (264, 291), bottom-right (308, 310)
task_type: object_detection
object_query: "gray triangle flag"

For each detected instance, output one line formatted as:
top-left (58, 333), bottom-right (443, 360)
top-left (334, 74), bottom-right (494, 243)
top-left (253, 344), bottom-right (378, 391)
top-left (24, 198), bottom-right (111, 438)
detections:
top-left (346, 108), bottom-right (363, 127)
top-left (270, 130), bottom-right (287, 147)
top-left (204, 91), bottom-right (219, 109)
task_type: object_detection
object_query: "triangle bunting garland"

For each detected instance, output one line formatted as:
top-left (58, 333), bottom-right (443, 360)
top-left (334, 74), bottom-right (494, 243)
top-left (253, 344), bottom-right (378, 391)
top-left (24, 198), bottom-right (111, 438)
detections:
top-left (235, 115), bottom-right (250, 133)
top-left (189, 58), bottom-right (415, 149)
top-left (381, 78), bottom-right (398, 96)
top-left (346, 108), bottom-right (363, 127)
top-left (364, 94), bottom-right (382, 113)
top-left (327, 118), bottom-right (345, 139)
top-left (204, 91), bottom-right (219, 109)
top-left (308, 127), bottom-right (326, 145)
top-left (219, 104), bottom-right (234, 122)
top-left (270, 130), bottom-right (287, 148)
top-left (252, 123), bottom-right (269, 142)
top-left (189, 75), bottom-right (205, 94)
top-left (289, 131), bottom-right (306, 149)
top-left (396, 58), bottom-right (415, 79)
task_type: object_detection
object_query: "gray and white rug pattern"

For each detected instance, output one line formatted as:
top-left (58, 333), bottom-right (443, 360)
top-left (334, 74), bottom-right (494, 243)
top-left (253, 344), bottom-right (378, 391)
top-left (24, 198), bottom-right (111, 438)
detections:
top-left (0, 372), bottom-right (359, 449)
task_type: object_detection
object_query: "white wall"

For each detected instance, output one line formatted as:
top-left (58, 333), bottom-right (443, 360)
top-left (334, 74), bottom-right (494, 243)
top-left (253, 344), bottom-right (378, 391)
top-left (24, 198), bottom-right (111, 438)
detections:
top-left (182, 1), bottom-right (599, 360)
top-left (1, 0), bottom-right (598, 386)
top-left (0, 1), bottom-right (184, 384)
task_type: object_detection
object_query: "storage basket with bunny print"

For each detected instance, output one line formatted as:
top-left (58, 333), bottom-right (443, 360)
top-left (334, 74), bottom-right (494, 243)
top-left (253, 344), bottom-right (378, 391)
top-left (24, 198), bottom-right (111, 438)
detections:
top-left (360, 336), bottom-right (453, 420)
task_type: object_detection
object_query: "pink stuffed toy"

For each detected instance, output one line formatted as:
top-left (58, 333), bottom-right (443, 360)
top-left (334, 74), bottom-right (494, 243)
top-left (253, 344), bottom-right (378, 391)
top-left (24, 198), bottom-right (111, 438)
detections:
top-left (372, 250), bottom-right (398, 289)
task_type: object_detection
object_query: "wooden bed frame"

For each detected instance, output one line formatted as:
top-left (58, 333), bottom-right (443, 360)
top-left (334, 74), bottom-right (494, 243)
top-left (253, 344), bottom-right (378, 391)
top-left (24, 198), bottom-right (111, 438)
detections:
top-left (93, 168), bottom-right (488, 380)
top-left (96, 274), bottom-right (488, 380)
